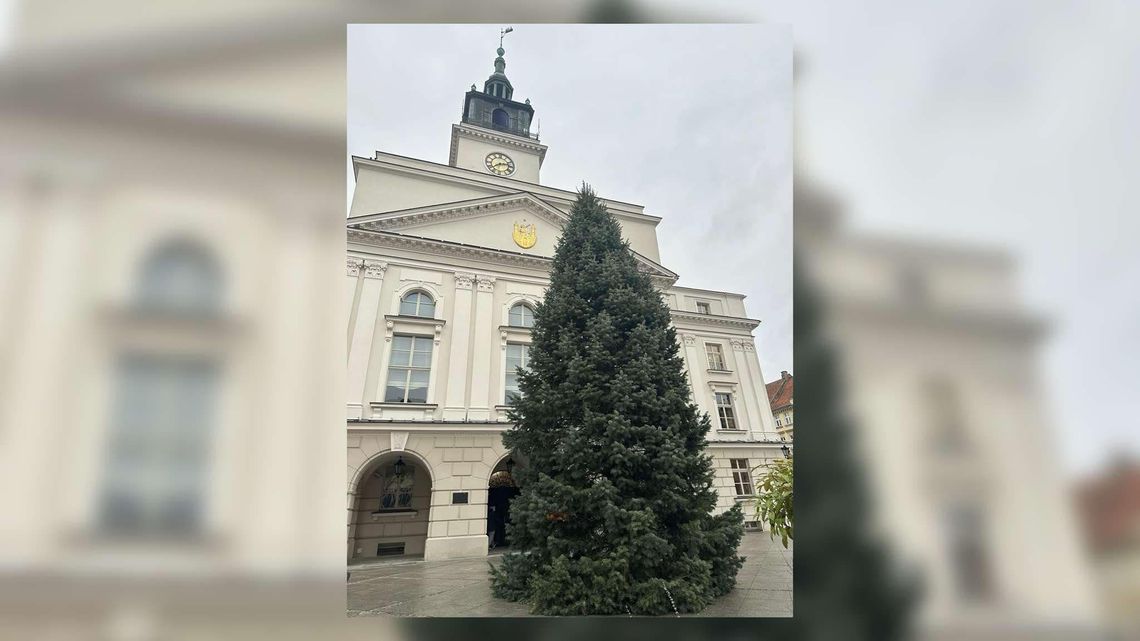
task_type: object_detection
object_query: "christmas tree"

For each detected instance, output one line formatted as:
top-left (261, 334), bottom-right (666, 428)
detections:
top-left (489, 185), bottom-right (744, 615)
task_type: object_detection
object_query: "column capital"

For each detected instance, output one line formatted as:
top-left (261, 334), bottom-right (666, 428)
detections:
top-left (476, 275), bottom-right (496, 292)
top-left (454, 272), bottom-right (475, 290)
top-left (363, 260), bottom-right (388, 279)
top-left (346, 258), bottom-right (363, 277)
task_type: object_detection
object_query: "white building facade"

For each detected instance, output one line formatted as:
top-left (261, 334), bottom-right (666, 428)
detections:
top-left (346, 46), bottom-right (787, 562)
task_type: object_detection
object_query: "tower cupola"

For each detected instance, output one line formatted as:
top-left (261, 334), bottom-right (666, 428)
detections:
top-left (460, 28), bottom-right (535, 140)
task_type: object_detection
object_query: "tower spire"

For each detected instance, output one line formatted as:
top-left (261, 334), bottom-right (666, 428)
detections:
top-left (482, 27), bottom-right (515, 101)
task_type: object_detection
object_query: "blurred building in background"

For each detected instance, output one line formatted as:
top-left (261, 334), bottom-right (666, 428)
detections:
top-left (766, 370), bottom-right (794, 440)
top-left (798, 180), bottom-right (1102, 637)
top-left (1075, 457), bottom-right (1140, 633)
top-left (0, 2), bottom-right (355, 637)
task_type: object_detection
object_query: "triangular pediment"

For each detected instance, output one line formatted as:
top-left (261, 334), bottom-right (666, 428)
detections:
top-left (348, 192), bottom-right (678, 282)
top-left (349, 193), bottom-right (569, 258)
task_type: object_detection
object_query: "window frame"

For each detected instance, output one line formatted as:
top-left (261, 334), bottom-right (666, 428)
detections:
top-left (398, 290), bottom-right (436, 319)
top-left (384, 334), bottom-right (434, 404)
top-left (98, 354), bottom-right (218, 537)
top-left (730, 458), bottom-right (754, 497)
top-left (705, 342), bottom-right (727, 370)
top-left (508, 303), bottom-right (536, 329)
top-left (503, 342), bottom-right (532, 404)
top-left (696, 301), bottom-right (712, 315)
top-left (715, 391), bottom-right (738, 430)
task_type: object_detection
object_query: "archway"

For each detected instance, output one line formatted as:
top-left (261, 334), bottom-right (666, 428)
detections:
top-left (349, 451), bottom-right (433, 561)
top-left (486, 454), bottom-right (523, 549)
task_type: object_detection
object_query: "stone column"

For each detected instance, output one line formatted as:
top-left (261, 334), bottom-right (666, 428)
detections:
top-left (467, 275), bottom-right (496, 420)
top-left (443, 272), bottom-right (475, 420)
top-left (346, 260), bottom-right (386, 420)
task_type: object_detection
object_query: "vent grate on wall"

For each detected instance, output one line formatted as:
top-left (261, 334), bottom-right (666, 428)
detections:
top-left (376, 542), bottom-right (406, 557)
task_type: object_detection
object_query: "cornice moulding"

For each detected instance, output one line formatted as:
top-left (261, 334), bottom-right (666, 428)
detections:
top-left (671, 310), bottom-right (760, 330)
top-left (348, 228), bottom-right (678, 286)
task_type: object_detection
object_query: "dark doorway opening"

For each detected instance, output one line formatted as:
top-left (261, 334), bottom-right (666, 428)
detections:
top-left (487, 459), bottom-right (520, 549)
top-left (487, 485), bottom-right (519, 548)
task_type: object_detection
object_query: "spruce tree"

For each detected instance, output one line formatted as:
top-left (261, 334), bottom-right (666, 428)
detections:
top-left (490, 185), bottom-right (744, 615)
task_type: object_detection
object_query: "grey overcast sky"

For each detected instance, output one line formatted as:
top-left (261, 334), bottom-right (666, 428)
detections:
top-left (348, 24), bottom-right (793, 384)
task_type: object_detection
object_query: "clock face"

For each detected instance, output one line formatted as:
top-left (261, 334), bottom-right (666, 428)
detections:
top-left (485, 152), bottom-right (515, 176)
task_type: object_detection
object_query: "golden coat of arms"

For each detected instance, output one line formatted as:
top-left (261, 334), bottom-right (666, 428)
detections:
top-left (512, 221), bottom-right (537, 249)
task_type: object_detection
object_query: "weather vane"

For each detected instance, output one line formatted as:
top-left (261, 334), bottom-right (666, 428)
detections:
top-left (499, 26), bottom-right (514, 48)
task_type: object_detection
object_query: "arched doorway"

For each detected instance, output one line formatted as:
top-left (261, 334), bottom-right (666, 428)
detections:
top-left (349, 451), bottom-right (433, 561)
top-left (487, 455), bottom-right (521, 549)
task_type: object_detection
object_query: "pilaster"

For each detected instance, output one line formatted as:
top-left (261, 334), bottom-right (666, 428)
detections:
top-left (741, 340), bottom-right (777, 437)
top-left (346, 260), bottom-right (386, 419)
top-left (443, 272), bottom-right (475, 419)
top-left (467, 275), bottom-right (496, 420)
top-left (730, 338), bottom-right (764, 437)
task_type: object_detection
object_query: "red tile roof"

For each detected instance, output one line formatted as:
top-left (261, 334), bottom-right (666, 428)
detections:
top-left (766, 371), bottom-right (794, 412)
top-left (1076, 460), bottom-right (1140, 553)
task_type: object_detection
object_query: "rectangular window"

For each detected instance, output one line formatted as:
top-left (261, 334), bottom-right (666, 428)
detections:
top-left (452, 492), bottom-right (469, 505)
top-left (705, 343), bottom-right (726, 370)
top-left (775, 417), bottom-right (782, 427)
top-left (504, 343), bottom-right (531, 404)
top-left (943, 503), bottom-right (995, 602)
top-left (716, 392), bottom-right (738, 430)
top-left (385, 335), bottom-right (433, 403)
top-left (99, 355), bottom-right (217, 537)
top-left (696, 302), bottom-right (711, 314)
top-left (730, 459), bottom-right (754, 496)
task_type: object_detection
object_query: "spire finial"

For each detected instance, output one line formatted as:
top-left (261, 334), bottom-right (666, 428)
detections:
top-left (499, 26), bottom-right (513, 50)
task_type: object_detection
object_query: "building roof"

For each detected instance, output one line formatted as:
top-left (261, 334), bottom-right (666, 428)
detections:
top-left (766, 371), bottom-right (793, 412)
top-left (1076, 459), bottom-right (1140, 554)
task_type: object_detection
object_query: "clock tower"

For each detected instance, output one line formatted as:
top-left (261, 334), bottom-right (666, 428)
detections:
top-left (448, 37), bottom-right (548, 184)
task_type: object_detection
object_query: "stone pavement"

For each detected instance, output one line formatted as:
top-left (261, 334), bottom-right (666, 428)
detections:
top-left (347, 531), bottom-right (792, 617)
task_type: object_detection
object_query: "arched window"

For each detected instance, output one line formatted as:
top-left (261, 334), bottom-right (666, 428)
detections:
top-left (135, 240), bottom-right (222, 315)
top-left (508, 303), bottom-right (535, 328)
top-left (399, 290), bottom-right (436, 318)
top-left (492, 108), bottom-right (510, 128)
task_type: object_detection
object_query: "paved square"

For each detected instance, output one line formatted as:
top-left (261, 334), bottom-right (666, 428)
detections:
top-left (347, 531), bottom-right (792, 617)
